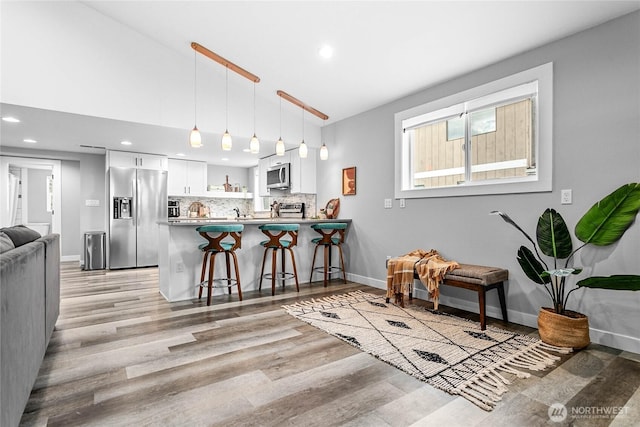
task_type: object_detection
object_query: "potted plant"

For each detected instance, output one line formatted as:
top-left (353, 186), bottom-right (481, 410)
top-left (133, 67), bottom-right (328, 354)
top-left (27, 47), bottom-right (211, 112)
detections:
top-left (492, 183), bottom-right (640, 349)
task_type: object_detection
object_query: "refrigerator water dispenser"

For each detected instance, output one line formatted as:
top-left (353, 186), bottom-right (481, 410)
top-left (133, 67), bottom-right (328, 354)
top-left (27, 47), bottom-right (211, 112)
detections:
top-left (113, 197), bottom-right (133, 219)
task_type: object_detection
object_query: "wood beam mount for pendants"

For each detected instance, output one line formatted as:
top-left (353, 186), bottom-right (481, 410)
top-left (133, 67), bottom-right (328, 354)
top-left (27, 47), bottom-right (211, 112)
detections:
top-left (191, 42), bottom-right (260, 83)
top-left (277, 90), bottom-right (329, 121)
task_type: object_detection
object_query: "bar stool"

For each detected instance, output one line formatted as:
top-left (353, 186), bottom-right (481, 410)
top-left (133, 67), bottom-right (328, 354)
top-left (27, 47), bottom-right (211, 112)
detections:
top-left (196, 224), bottom-right (243, 305)
top-left (309, 222), bottom-right (348, 287)
top-left (258, 223), bottom-right (300, 295)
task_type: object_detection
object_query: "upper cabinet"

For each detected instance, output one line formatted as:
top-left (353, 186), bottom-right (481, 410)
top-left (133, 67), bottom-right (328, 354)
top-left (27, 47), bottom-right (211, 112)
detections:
top-left (167, 159), bottom-right (207, 196)
top-left (269, 151), bottom-right (291, 167)
top-left (108, 151), bottom-right (168, 171)
top-left (290, 147), bottom-right (317, 194)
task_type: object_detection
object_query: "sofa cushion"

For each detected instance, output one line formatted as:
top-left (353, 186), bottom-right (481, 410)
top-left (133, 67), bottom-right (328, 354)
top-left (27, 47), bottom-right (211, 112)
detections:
top-left (1, 225), bottom-right (41, 247)
top-left (0, 231), bottom-right (15, 254)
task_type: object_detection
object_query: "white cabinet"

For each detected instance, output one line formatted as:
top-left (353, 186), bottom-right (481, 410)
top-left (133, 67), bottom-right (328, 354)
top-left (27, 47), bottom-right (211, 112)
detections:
top-left (269, 151), bottom-right (291, 166)
top-left (108, 151), bottom-right (168, 170)
top-left (258, 157), bottom-right (271, 197)
top-left (167, 159), bottom-right (207, 196)
top-left (290, 147), bottom-right (317, 194)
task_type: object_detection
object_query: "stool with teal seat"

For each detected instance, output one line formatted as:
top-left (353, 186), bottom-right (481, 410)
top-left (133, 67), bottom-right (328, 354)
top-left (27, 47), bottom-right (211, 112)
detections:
top-left (196, 224), bottom-right (243, 305)
top-left (309, 222), bottom-right (348, 287)
top-left (258, 223), bottom-right (300, 295)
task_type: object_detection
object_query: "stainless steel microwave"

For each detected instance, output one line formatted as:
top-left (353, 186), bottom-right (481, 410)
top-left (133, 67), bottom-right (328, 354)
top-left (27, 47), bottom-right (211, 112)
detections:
top-left (266, 163), bottom-right (290, 189)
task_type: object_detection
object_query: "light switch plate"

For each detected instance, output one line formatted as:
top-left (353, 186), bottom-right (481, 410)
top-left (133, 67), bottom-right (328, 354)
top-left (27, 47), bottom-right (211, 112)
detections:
top-left (384, 198), bottom-right (392, 209)
top-left (85, 199), bottom-right (100, 207)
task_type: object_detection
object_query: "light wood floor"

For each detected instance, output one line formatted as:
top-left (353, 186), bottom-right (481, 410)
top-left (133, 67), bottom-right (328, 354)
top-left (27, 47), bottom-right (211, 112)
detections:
top-left (19, 263), bottom-right (640, 426)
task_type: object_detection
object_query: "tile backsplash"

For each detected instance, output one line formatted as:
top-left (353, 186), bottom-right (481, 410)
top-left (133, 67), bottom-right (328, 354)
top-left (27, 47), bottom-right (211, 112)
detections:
top-left (169, 193), bottom-right (317, 219)
top-left (170, 196), bottom-right (253, 218)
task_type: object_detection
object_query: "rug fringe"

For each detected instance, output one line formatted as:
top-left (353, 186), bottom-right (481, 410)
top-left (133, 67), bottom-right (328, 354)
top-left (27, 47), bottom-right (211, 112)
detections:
top-left (282, 290), bottom-right (375, 312)
top-left (538, 342), bottom-right (573, 354)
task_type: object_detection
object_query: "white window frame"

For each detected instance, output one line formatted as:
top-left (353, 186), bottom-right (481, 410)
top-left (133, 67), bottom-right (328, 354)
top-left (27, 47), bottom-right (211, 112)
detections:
top-left (394, 62), bottom-right (553, 198)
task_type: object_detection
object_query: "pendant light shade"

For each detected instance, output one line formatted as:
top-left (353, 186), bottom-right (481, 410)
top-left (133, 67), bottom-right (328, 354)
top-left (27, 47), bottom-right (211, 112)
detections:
top-left (190, 126), bottom-right (202, 148)
top-left (189, 50), bottom-right (202, 148)
top-left (221, 67), bottom-right (232, 151)
top-left (221, 130), bottom-right (232, 151)
top-left (320, 143), bottom-right (329, 160)
top-left (276, 137), bottom-right (285, 156)
top-left (250, 134), bottom-right (260, 154)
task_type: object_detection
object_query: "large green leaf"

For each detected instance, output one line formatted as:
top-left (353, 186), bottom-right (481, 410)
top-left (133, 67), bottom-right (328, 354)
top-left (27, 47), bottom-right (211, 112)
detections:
top-left (577, 275), bottom-right (640, 290)
top-left (517, 246), bottom-right (550, 284)
top-left (536, 208), bottom-right (572, 259)
top-left (575, 183), bottom-right (640, 246)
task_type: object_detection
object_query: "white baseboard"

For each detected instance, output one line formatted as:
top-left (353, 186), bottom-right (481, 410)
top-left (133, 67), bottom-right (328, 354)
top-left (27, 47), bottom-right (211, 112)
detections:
top-left (347, 273), bottom-right (640, 354)
top-left (61, 255), bottom-right (80, 262)
top-left (589, 328), bottom-right (640, 354)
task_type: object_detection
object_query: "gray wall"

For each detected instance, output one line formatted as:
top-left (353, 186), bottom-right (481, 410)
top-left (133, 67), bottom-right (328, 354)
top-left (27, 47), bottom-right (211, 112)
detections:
top-left (61, 160), bottom-right (81, 256)
top-left (319, 11), bottom-right (640, 352)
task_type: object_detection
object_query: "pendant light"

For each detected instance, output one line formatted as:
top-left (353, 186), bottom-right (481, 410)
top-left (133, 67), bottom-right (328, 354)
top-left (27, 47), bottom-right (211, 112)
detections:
top-left (275, 96), bottom-right (285, 156)
top-left (249, 82), bottom-right (260, 154)
top-left (320, 142), bottom-right (329, 160)
top-left (189, 49), bottom-right (202, 148)
top-left (299, 108), bottom-right (308, 158)
top-left (221, 67), bottom-right (232, 151)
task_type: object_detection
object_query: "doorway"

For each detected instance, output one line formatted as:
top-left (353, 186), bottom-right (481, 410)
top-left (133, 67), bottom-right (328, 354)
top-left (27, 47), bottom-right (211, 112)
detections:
top-left (1, 156), bottom-right (62, 242)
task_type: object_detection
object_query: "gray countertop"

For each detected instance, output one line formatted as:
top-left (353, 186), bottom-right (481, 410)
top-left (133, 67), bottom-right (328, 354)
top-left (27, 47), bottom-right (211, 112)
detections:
top-left (159, 218), bottom-right (351, 226)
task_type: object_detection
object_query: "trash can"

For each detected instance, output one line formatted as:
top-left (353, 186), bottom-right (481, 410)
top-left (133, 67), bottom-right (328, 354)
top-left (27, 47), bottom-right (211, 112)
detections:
top-left (84, 231), bottom-right (106, 270)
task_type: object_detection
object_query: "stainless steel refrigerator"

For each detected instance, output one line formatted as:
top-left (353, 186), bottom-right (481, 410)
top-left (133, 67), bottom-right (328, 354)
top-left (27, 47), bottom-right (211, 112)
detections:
top-left (109, 167), bottom-right (167, 269)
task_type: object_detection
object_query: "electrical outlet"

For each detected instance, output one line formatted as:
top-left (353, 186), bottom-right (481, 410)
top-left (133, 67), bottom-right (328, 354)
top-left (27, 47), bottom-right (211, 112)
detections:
top-left (561, 189), bottom-right (572, 205)
top-left (399, 198), bottom-right (406, 208)
top-left (384, 198), bottom-right (392, 209)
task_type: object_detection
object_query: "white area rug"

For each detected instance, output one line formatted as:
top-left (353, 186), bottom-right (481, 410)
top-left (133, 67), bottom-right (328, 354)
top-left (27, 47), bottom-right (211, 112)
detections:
top-left (282, 290), bottom-right (570, 410)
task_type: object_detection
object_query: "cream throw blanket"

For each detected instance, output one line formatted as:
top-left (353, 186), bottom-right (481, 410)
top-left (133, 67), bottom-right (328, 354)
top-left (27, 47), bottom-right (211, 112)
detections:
top-left (386, 249), bottom-right (459, 309)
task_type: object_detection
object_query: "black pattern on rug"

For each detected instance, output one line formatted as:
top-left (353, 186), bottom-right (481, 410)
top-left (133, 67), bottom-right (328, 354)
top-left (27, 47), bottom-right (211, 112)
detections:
top-left (282, 290), bottom-right (571, 411)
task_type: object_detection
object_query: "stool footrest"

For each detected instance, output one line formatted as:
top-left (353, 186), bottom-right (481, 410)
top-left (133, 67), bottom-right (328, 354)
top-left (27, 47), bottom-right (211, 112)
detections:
top-left (197, 278), bottom-right (239, 289)
top-left (262, 272), bottom-right (296, 281)
top-left (313, 266), bottom-right (343, 274)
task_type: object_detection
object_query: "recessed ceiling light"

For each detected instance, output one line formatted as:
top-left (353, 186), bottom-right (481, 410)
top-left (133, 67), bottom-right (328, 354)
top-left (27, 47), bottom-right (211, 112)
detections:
top-left (120, 140), bottom-right (132, 146)
top-left (23, 138), bottom-right (37, 143)
top-left (319, 44), bottom-right (333, 59)
top-left (176, 153), bottom-right (186, 157)
top-left (242, 148), bottom-right (251, 153)
top-left (2, 116), bottom-right (20, 123)
top-left (221, 157), bottom-right (229, 161)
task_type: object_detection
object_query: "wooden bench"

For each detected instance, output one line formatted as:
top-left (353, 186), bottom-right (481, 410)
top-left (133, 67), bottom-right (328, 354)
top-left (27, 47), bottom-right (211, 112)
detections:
top-left (387, 263), bottom-right (509, 330)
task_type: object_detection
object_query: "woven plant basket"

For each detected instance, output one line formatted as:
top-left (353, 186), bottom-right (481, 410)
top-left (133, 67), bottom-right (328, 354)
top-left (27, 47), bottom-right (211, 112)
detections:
top-left (537, 307), bottom-right (590, 349)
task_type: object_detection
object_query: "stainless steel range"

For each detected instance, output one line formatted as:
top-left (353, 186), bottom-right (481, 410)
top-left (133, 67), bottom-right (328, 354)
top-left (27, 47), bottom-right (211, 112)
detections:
top-left (278, 203), bottom-right (305, 219)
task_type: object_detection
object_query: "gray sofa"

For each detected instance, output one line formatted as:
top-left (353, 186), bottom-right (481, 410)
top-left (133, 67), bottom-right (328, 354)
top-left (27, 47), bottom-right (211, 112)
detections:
top-left (0, 226), bottom-right (60, 427)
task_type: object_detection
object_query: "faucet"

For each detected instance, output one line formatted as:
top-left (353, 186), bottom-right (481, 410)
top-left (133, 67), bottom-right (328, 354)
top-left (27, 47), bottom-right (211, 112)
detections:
top-left (233, 207), bottom-right (240, 218)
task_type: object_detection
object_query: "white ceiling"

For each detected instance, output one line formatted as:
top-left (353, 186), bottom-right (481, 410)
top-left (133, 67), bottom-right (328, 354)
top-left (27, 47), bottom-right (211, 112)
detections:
top-left (2, 1), bottom-right (639, 167)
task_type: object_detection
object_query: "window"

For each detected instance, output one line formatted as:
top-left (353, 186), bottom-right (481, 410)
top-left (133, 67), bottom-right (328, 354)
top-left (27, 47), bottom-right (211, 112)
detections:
top-left (395, 63), bottom-right (552, 198)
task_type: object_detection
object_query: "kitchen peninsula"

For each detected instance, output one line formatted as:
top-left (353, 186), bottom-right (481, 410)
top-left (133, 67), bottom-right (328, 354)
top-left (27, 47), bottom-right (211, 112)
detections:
top-left (157, 218), bottom-right (351, 302)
